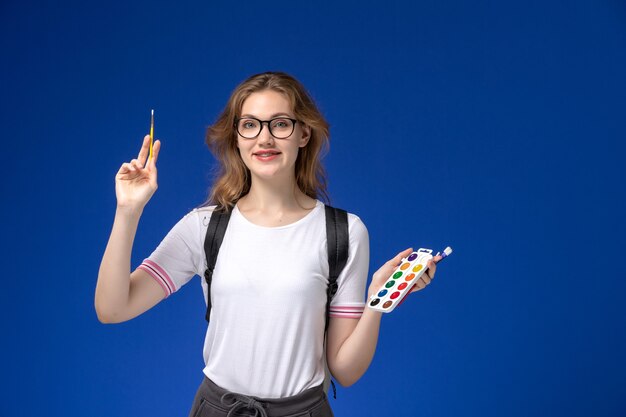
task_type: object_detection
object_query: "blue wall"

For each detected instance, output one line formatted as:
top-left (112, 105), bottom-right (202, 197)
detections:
top-left (1, 1), bottom-right (625, 416)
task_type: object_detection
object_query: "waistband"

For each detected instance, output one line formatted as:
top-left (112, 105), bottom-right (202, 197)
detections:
top-left (200, 377), bottom-right (326, 417)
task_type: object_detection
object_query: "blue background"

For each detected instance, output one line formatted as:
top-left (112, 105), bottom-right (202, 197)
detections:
top-left (1, 1), bottom-right (625, 416)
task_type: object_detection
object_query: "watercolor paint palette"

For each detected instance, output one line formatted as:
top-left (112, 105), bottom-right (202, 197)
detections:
top-left (367, 248), bottom-right (444, 313)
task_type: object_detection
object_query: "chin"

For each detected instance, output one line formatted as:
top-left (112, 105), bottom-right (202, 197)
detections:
top-left (251, 165), bottom-right (296, 181)
top-left (250, 168), bottom-right (283, 179)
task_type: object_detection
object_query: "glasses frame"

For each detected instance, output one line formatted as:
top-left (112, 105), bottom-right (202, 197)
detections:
top-left (234, 117), bottom-right (299, 139)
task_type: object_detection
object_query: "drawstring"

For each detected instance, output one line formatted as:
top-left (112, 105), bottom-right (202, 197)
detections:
top-left (220, 392), bottom-right (268, 417)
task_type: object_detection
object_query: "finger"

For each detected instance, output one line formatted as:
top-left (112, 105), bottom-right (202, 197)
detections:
top-left (427, 260), bottom-right (437, 279)
top-left (130, 159), bottom-right (142, 171)
top-left (118, 162), bottom-right (131, 174)
top-left (387, 247), bottom-right (413, 267)
top-left (138, 135), bottom-right (151, 167)
top-left (433, 255), bottom-right (443, 264)
top-left (410, 283), bottom-right (424, 293)
top-left (149, 139), bottom-right (161, 167)
top-left (410, 284), bottom-right (423, 293)
top-left (415, 280), bottom-right (426, 290)
top-left (421, 274), bottom-right (431, 285)
top-left (117, 162), bottom-right (136, 177)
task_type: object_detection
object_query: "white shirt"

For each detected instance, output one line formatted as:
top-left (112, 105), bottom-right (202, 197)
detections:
top-left (139, 200), bottom-right (369, 398)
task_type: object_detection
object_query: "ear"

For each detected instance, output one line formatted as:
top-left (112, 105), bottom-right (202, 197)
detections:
top-left (299, 123), bottom-right (311, 148)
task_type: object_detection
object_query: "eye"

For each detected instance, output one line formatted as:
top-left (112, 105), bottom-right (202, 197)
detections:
top-left (271, 119), bottom-right (290, 128)
top-left (241, 119), bottom-right (258, 129)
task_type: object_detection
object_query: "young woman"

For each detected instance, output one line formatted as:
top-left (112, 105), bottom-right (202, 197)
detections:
top-left (95, 72), bottom-right (441, 417)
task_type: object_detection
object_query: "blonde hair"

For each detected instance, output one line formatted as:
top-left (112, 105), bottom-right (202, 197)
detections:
top-left (204, 72), bottom-right (330, 211)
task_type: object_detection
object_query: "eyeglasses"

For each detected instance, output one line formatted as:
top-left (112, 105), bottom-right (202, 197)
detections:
top-left (235, 117), bottom-right (298, 139)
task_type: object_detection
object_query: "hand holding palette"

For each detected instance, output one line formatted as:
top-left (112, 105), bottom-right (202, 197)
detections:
top-left (368, 247), bottom-right (453, 313)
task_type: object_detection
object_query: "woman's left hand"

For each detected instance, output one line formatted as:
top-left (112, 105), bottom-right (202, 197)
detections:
top-left (368, 248), bottom-right (443, 299)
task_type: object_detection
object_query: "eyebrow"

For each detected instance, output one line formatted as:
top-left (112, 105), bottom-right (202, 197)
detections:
top-left (240, 113), bottom-right (294, 119)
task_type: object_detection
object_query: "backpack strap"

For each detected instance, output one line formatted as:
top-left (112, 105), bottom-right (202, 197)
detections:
top-left (203, 207), bottom-right (232, 322)
top-left (323, 205), bottom-right (349, 399)
top-left (323, 205), bottom-right (349, 331)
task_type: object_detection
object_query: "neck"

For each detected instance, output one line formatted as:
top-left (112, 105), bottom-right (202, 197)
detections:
top-left (241, 175), bottom-right (311, 211)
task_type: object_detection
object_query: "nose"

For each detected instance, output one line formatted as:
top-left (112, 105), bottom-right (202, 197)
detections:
top-left (257, 122), bottom-right (275, 145)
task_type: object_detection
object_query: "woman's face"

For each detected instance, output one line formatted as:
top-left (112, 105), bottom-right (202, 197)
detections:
top-left (237, 90), bottom-right (310, 183)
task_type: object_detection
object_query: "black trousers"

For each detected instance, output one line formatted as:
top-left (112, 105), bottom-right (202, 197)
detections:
top-left (188, 377), bottom-right (335, 417)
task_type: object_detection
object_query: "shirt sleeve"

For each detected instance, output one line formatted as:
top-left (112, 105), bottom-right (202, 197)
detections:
top-left (137, 209), bottom-right (206, 298)
top-left (328, 214), bottom-right (370, 319)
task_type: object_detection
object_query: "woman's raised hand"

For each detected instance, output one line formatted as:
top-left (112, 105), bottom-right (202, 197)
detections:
top-left (115, 135), bottom-right (161, 211)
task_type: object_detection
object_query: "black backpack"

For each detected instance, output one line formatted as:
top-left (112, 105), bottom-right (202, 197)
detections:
top-left (202, 204), bottom-right (349, 398)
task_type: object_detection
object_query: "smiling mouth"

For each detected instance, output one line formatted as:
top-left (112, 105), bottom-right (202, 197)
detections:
top-left (253, 151), bottom-right (281, 157)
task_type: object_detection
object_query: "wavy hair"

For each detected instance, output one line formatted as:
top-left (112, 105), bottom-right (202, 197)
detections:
top-left (203, 72), bottom-right (330, 211)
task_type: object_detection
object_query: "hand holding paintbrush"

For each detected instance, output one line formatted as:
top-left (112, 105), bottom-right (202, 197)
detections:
top-left (114, 111), bottom-right (161, 212)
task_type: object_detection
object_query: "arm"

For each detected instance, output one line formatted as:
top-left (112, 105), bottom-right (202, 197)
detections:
top-left (325, 309), bottom-right (381, 387)
top-left (95, 136), bottom-right (163, 323)
top-left (326, 248), bottom-right (441, 386)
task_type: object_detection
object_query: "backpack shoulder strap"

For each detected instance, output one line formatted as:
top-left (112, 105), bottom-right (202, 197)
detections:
top-left (323, 204), bottom-right (350, 399)
top-left (324, 205), bottom-right (349, 332)
top-left (203, 207), bottom-right (232, 322)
